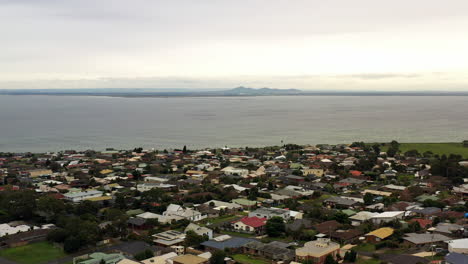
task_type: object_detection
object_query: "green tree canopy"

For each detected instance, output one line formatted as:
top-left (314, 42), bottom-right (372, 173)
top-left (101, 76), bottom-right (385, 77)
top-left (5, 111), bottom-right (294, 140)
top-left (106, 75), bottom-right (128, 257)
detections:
top-left (265, 216), bottom-right (285, 237)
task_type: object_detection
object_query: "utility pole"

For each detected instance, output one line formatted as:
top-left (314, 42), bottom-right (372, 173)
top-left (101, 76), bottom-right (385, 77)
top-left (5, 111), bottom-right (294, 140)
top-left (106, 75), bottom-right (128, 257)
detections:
top-left (431, 232), bottom-right (435, 259)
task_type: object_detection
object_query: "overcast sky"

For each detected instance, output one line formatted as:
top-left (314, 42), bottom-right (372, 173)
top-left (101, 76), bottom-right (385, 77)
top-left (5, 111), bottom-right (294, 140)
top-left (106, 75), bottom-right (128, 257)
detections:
top-left (1, 0), bottom-right (468, 90)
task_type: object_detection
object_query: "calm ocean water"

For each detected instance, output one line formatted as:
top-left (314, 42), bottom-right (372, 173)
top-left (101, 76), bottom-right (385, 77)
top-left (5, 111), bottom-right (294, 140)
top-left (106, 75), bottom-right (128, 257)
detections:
top-left (0, 95), bottom-right (467, 153)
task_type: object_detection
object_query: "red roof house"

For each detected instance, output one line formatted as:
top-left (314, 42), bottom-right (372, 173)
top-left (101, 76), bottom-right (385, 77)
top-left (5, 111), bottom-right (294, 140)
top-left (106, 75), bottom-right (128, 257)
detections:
top-left (232, 216), bottom-right (267, 234)
top-left (350, 170), bottom-right (362, 177)
top-left (410, 218), bottom-right (433, 229)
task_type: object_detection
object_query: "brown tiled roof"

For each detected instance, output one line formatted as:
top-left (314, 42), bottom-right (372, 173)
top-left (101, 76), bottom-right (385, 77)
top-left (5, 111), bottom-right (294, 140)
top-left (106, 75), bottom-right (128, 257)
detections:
top-left (313, 220), bottom-right (341, 234)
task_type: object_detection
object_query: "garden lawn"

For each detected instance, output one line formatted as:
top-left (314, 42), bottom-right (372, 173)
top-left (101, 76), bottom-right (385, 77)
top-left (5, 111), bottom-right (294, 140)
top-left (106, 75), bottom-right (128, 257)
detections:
top-left (232, 254), bottom-right (270, 264)
top-left (354, 243), bottom-right (376, 252)
top-left (0, 241), bottom-right (66, 264)
top-left (206, 215), bottom-right (240, 225)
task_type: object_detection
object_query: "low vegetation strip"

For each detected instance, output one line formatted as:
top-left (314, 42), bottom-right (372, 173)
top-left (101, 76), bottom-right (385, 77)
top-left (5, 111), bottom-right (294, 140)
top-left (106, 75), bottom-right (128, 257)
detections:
top-left (379, 142), bottom-right (468, 157)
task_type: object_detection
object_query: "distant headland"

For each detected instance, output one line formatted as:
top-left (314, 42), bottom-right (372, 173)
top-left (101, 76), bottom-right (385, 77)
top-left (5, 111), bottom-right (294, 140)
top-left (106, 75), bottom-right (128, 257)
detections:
top-left (1, 87), bottom-right (468, 97)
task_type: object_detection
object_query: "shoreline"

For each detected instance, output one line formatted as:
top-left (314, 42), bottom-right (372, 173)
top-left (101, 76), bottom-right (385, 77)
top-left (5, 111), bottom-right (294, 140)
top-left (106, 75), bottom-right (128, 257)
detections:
top-left (1, 142), bottom-right (466, 156)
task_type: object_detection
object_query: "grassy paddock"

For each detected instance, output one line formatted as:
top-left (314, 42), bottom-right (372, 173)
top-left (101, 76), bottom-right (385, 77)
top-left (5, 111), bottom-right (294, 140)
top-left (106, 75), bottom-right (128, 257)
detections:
top-left (0, 241), bottom-right (66, 264)
top-left (375, 143), bottom-right (468, 158)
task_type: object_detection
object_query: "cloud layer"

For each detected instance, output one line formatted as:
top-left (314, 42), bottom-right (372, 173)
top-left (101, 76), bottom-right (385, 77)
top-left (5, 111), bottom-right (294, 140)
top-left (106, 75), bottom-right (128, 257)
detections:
top-left (1, 0), bottom-right (468, 90)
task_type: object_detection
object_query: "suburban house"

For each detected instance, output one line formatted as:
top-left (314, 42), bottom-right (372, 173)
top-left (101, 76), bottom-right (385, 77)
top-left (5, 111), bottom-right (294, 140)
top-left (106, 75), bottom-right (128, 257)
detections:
top-left (330, 229), bottom-right (364, 244)
top-left (231, 198), bottom-right (257, 209)
top-left (429, 222), bottom-right (464, 237)
top-left (0, 224), bottom-right (32, 238)
top-left (445, 252), bottom-right (468, 264)
top-left (275, 185), bottom-right (314, 198)
top-left (152, 230), bottom-right (186, 247)
top-left (249, 207), bottom-right (290, 220)
top-left (403, 233), bottom-right (451, 248)
top-left (136, 211), bottom-right (183, 224)
top-left (64, 190), bottom-right (103, 202)
top-left (242, 241), bottom-right (295, 262)
top-left (221, 166), bottom-right (249, 178)
top-left (323, 196), bottom-right (361, 209)
top-left (77, 252), bottom-right (124, 264)
top-left (295, 238), bottom-right (340, 264)
top-left (201, 235), bottom-right (253, 252)
top-left (141, 252), bottom-right (178, 264)
top-left (136, 183), bottom-right (176, 192)
top-left (202, 200), bottom-right (243, 211)
top-left (303, 168), bottom-right (324, 177)
top-left (172, 254), bottom-right (209, 264)
top-left (447, 238), bottom-right (468, 254)
top-left (313, 220), bottom-right (341, 234)
top-left (232, 216), bottom-right (267, 234)
top-left (163, 204), bottom-right (206, 222)
top-left (349, 211), bottom-right (379, 226)
top-left (370, 211), bottom-right (405, 224)
top-left (365, 227), bottom-right (394, 243)
top-left (185, 223), bottom-right (213, 239)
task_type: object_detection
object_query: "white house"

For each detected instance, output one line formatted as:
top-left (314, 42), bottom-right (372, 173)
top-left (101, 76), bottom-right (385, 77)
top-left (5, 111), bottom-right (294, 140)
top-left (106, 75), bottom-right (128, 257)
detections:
top-left (349, 211), bottom-right (379, 226)
top-left (203, 200), bottom-right (243, 211)
top-left (63, 190), bottom-right (103, 202)
top-left (163, 204), bottom-right (207, 222)
top-left (447, 238), bottom-right (468, 254)
top-left (136, 183), bottom-right (175, 192)
top-left (249, 207), bottom-right (290, 220)
top-left (185, 223), bottom-right (213, 239)
top-left (0, 224), bottom-right (31, 237)
top-left (370, 211), bottom-right (405, 225)
top-left (221, 166), bottom-right (249, 178)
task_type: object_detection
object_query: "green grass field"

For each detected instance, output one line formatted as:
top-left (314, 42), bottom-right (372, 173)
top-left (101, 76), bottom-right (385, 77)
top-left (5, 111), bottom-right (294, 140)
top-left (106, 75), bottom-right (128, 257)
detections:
top-left (232, 254), bottom-right (270, 264)
top-left (220, 230), bottom-right (255, 238)
top-left (357, 257), bottom-right (381, 264)
top-left (0, 241), bottom-right (66, 264)
top-left (353, 243), bottom-right (376, 252)
top-left (205, 214), bottom-right (240, 225)
top-left (377, 142), bottom-right (468, 158)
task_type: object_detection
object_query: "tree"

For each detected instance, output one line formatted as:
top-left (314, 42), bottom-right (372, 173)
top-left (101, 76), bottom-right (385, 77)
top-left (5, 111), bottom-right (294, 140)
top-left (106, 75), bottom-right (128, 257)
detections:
top-left (265, 216), bottom-right (285, 237)
top-left (183, 145), bottom-right (187, 153)
top-left (344, 250), bottom-right (357, 262)
top-left (292, 169), bottom-right (303, 176)
top-left (47, 228), bottom-right (69, 243)
top-left (325, 254), bottom-right (338, 264)
top-left (363, 193), bottom-right (374, 205)
top-left (184, 230), bottom-right (208, 247)
top-left (63, 236), bottom-right (82, 253)
top-left (247, 187), bottom-right (259, 201)
top-left (0, 189), bottom-right (37, 220)
top-left (210, 250), bottom-right (226, 264)
top-left (134, 249), bottom-right (154, 261)
top-left (132, 170), bottom-right (142, 182)
top-left (115, 193), bottom-right (127, 209)
top-left (37, 196), bottom-right (65, 221)
top-left (75, 200), bottom-right (99, 215)
top-left (372, 144), bottom-right (381, 155)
